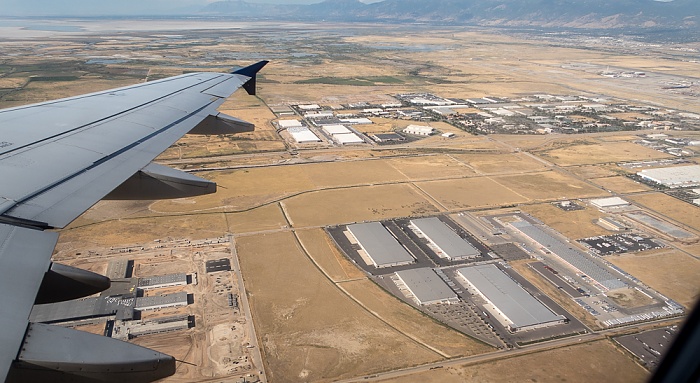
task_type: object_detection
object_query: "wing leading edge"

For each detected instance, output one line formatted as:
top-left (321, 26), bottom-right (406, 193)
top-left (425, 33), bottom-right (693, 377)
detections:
top-left (0, 60), bottom-right (267, 382)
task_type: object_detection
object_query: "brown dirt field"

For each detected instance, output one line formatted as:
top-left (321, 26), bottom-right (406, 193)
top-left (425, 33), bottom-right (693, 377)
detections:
top-left (590, 176), bottom-right (651, 193)
top-left (608, 250), bottom-right (700, 308)
top-left (450, 152), bottom-right (547, 175)
top-left (520, 203), bottom-right (610, 239)
top-left (387, 155), bottom-right (475, 180)
top-left (58, 214), bottom-right (229, 249)
top-left (534, 142), bottom-right (671, 166)
top-left (302, 160), bottom-right (407, 188)
top-left (236, 232), bottom-right (443, 382)
top-left (416, 177), bottom-right (529, 210)
top-left (227, 203), bottom-right (288, 234)
top-left (355, 117), bottom-right (414, 134)
top-left (151, 167), bottom-right (315, 213)
top-left (340, 279), bottom-right (493, 358)
top-left (607, 288), bottom-right (655, 309)
top-left (607, 113), bottom-right (649, 122)
top-left (493, 171), bottom-right (606, 201)
top-left (597, 134), bottom-right (641, 142)
top-left (295, 228), bottom-right (366, 282)
top-left (567, 165), bottom-right (620, 179)
top-left (376, 340), bottom-right (648, 383)
top-left (284, 184), bottom-right (439, 227)
top-left (679, 243), bottom-right (700, 257)
top-left (628, 193), bottom-right (700, 233)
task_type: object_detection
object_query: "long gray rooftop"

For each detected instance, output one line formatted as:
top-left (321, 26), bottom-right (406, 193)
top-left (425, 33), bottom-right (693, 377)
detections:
top-left (347, 222), bottom-right (414, 267)
top-left (458, 264), bottom-right (563, 329)
top-left (411, 217), bottom-right (479, 259)
top-left (511, 220), bottom-right (626, 290)
top-left (395, 268), bottom-right (457, 304)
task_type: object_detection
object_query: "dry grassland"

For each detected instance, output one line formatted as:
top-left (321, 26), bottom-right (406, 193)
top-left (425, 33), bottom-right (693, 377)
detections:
top-left (535, 141), bottom-right (671, 166)
top-left (227, 203), bottom-right (288, 234)
top-left (628, 193), bottom-right (700, 233)
top-left (354, 117), bottom-right (413, 134)
top-left (132, 332), bottom-right (200, 378)
top-left (520, 203), bottom-right (610, 239)
top-left (302, 160), bottom-right (407, 188)
top-left (341, 279), bottom-right (494, 358)
top-left (451, 152), bottom-right (547, 174)
top-left (58, 214), bottom-right (228, 248)
top-left (608, 250), bottom-right (700, 308)
top-left (489, 134), bottom-right (572, 150)
top-left (295, 229), bottom-right (366, 282)
top-left (0, 77), bottom-right (27, 88)
top-left (387, 155), bottom-right (475, 180)
top-left (152, 167), bottom-right (315, 213)
top-left (590, 176), bottom-right (651, 193)
top-left (375, 340), bottom-right (647, 383)
top-left (415, 177), bottom-right (528, 210)
top-left (236, 232), bottom-right (443, 382)
top-left (284, 184), bottom-right (439, 227)
top-left (567, 165), bottom-right (620, 179)
top-left (493, 171), bottom-right (605, 201)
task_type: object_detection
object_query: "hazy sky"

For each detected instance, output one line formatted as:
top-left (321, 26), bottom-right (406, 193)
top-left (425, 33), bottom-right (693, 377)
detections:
top-left (0, 0), bottom-right (384, 16)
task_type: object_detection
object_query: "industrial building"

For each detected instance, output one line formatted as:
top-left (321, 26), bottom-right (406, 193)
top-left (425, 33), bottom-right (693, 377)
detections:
top-left (340, 117), bottom-right (373, 125)
top-left (347, 222), bottom-right (414, 268)
top-left (589, 197), bottom-right (630, 209)
top-left (597, 217), bottom-right (628, 231)
top-left (403, 125), bottom-right (435, 136)
top-left (410, 217), bottom-right (480, 260)
top-left (287, 126), bottom-right (321, 143)
top-left (277, 119), bottom-right (303, 129)
top-left (637, 165), bottom-right (700, 188)
top-left (322, 124), bottom-right (352, 135)
top-left (511, 220), bottom-right (627, 291)
top-left (334, 133), bottom-right (364, 145)
top-left (134, 292), bottom-right (188, 311)
top-left (457, 264), bottom-right (566, 332)
top-left (395, 268), bottom-right (458, 305)
top-left (137, 273), bottom-right (187, 290)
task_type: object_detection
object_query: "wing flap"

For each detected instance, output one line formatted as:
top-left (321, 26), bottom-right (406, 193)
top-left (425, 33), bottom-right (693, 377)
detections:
top-left (0, 224), bottom-right (58, 380)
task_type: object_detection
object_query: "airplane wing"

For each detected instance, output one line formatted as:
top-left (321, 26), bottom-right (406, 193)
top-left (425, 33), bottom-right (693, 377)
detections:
top-left (0, 60), bottom-right (268, 382)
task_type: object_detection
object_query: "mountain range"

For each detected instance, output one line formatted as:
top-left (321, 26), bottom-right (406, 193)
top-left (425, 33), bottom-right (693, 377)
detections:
top-left (201, 0), bottom-right (698, 29)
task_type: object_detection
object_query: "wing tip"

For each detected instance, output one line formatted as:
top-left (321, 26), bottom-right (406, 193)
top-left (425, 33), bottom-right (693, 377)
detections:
top-left (231, 60), bottom-right (269, 77)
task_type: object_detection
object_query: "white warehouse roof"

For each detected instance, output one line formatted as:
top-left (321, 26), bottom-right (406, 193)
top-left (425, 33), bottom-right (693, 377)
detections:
top-left (395, 268), bottom-right (458, 305)
top-left (458, 264), bottom-right (564, 330)
top-left (322, 124), bottom-right (352, 135)
top-left (288, 126), bottom-right (321, 143)
top-left (411, 217), bottom-right (479, 260)
top-left (335, 133), bottom-right (364, 145)
top-left (637, 165), bottom-right (700, 188)
top-left (347, 222), bottom-right (414, 268)
top-left (590, 197), bottom-right (630, 208)
top-left (278, 119), bottom-right (303, 128)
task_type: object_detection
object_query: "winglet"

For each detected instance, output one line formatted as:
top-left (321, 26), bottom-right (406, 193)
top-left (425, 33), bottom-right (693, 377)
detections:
top-left (232, 60), bottom-right (268, 96)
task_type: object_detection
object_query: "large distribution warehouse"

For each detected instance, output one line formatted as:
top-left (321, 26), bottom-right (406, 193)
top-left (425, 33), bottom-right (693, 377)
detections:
top-left (395, 268), bottom-right (458, 305)
top-left (347, 222), bottom-right (415, 268)
top-left (410, 217), bottom-right (480, 260)
top-left (457, 264), bottom-right (566, 332)
top-left (637, 165), bottom-right (700, 188)
top-left (510, 220), bottom-right (626, 291)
